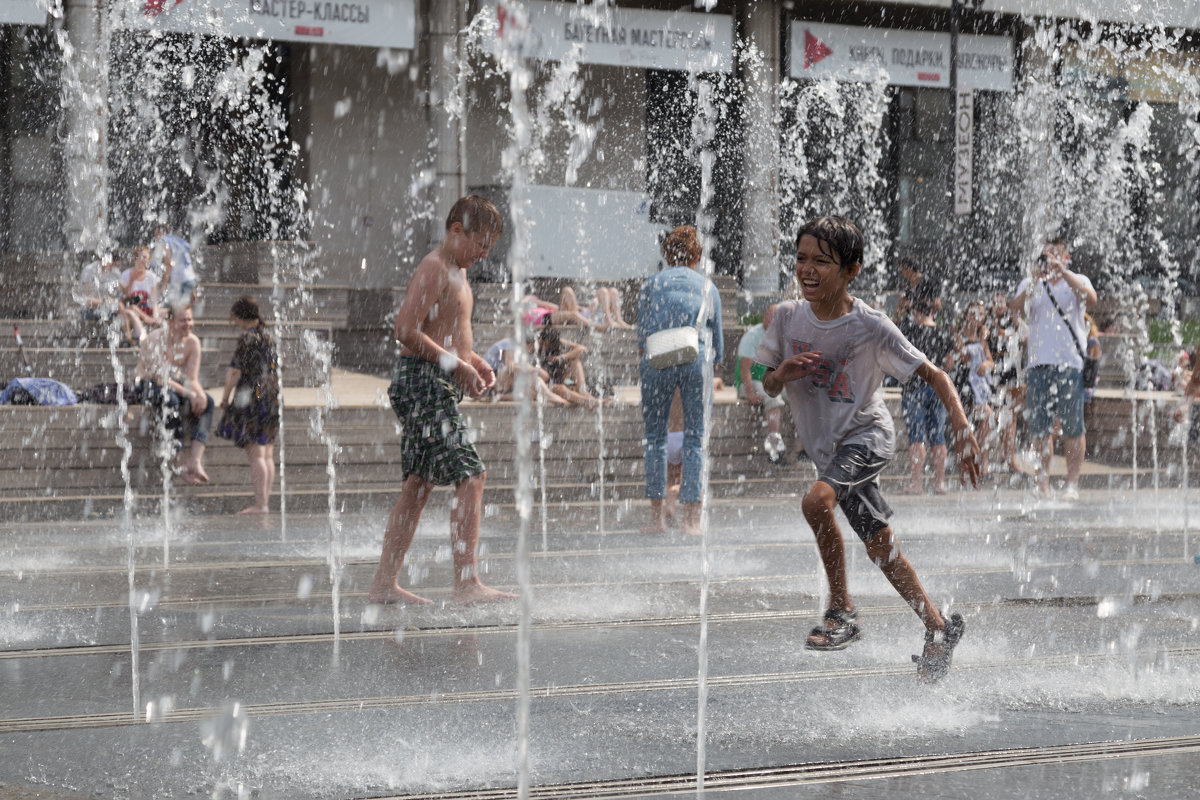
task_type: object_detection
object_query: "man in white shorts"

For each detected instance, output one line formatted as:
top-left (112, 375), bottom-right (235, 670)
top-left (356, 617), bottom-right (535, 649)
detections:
top-left (737, 303), bottom-right (789, 461)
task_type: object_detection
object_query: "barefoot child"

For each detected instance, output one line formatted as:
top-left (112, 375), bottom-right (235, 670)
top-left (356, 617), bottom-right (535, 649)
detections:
top-left (368, 195), bottom-right (518, 606)
top-left (757, 216), bottom-right (980, 682)
top-left (215, 296), bottom-right (280, 515)
top-left (133, 305), bottom-right (213, 485)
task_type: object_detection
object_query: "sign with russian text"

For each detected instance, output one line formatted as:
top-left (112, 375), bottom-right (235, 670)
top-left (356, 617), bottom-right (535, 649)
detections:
top-left (954, 88), bottom-right (973, 215)
top-left (0, 0), bottom-right (46, 25)
top-left (484, 0), bottom-right (731, 73)
top-left (115, 0), bottom-right (415, 50)
top-left (792, 21), bottom-right (1013, 92)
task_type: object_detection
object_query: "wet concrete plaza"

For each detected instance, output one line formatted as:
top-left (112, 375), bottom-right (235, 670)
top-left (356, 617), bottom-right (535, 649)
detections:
top-left (1, 485), bottom-right (1199, 799)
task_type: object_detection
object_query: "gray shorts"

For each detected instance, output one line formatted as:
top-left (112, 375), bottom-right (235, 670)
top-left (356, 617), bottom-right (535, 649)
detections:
top-left (817, 444), bottom-right (893, 542)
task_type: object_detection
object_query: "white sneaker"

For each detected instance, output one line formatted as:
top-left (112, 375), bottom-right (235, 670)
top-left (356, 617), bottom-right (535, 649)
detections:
top-left (765, 432), bottom-right (784, 462)
top-left (1061, 483), bottom-right (1080, 502)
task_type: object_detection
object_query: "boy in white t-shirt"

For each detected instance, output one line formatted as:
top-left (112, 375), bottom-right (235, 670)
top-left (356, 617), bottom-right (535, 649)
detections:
top-left (756, 216), bottom-right (980, 682)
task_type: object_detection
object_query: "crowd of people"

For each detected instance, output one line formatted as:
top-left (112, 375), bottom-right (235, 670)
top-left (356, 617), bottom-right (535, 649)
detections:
top-left (56, 194), bottom-right (1178, 683)
top-left (72, 225), bottom-right (282, 514)
top-left (368, 194), bottom-right (1167, 684)
top-left (889, 237), bottom-right (1098, 500)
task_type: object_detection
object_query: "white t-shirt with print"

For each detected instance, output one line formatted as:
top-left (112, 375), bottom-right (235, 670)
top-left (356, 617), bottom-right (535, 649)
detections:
top-left (755, 298), bottom-right (925, 472)
top-left (1015, 275), bottom-right (1094, 369)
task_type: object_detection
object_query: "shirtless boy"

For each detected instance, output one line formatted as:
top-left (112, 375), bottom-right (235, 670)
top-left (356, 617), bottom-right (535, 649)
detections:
top-left (757, 216), bottom-right (980, 682)
top-left (369, 195), bottom-right (517, 605)
top-left (133, 305), bottom-right (213, 485)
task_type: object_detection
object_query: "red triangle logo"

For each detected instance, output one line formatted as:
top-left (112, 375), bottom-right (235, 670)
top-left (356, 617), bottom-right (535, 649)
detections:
top-left (804, 30), bottom-right (833, 68)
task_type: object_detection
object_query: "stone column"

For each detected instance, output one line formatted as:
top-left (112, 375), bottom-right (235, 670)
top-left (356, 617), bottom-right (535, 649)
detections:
top-left (61, 0), bottom-right (109, 257)
top-left (737, 0), bottom-right (781, 300)
top-left (424, 0), bottom-right (466, 244)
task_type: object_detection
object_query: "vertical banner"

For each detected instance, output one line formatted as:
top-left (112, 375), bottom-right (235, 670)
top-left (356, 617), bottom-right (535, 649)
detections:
top-left (954, 88), bottom-right (973, 216)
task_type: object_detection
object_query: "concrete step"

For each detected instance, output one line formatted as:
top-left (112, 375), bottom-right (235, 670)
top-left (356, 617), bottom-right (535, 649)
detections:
top-left (0, 469), bottom-right (821, 521)
top-left (192, 283), bottom-right (351, 327)
top-left (1, 317), bottom-right (334, 347)
top-left (0, 327), bottom-right (334, 389)
top-left (0, 393), bottom-right (804, 519)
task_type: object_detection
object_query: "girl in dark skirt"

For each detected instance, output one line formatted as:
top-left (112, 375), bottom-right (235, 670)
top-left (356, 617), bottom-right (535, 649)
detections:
top-left (216, 296), bottom-right (280, 514)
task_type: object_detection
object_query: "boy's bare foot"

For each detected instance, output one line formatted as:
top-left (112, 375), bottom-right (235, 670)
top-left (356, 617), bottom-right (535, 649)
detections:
top-left (368, 586), bottom-right (434, 605)
top-left (452, 583), bottom-right (518, 604)
top-left (932, 482), bottom-right (947, 495)
top-left (236, 505), bottom-right (270, 515)
top-left (179, 466), bottom-right (206, 486)
top-left (638, 520), bottom-right (667, 534)
top-left (900, 484), bottom-right (923, 495)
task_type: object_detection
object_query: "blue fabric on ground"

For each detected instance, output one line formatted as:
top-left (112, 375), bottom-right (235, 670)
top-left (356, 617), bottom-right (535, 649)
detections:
top-left (0, 377), bottom-right (78, 406)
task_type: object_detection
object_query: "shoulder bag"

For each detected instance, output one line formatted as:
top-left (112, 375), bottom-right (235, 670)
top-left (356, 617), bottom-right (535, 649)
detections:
top-left (1043, 282), bottom-right (1098, 389)
top-left (645, 288), bottom-right (709, 370)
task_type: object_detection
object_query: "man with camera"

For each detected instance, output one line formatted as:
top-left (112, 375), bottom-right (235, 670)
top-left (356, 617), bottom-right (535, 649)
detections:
top-left (1009, 237), bottom-right (1098, 501)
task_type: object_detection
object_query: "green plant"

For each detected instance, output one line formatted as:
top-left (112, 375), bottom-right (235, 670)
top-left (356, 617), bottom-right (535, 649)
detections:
top-left (1148, 318), bottom-right (1200, 347)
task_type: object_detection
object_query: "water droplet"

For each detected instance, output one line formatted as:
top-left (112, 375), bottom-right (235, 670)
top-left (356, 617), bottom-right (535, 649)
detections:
top-left (200, 702), bottom-right (249, 763)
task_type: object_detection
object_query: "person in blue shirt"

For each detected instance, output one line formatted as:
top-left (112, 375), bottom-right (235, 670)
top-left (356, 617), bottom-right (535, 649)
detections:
top-left (636, 225), bottom-right (723, 536)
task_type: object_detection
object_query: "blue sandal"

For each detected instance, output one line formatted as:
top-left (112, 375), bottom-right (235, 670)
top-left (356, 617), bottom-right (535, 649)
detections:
top-left (805, 608), bottom-right (861, 651)
top-left (913, 613), bottom-right (966, 683)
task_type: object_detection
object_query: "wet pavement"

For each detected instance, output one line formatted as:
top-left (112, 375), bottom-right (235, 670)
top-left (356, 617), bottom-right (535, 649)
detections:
top-left (1, 486), bottom-right (1198, 799)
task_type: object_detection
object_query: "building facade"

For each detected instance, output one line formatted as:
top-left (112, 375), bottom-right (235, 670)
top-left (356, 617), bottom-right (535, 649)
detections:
top-left (1, 0), bottom-right (1198, 306)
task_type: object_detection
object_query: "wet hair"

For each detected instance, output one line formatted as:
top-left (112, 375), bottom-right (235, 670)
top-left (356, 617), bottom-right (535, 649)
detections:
top-left (446, 195), bottom-right (503, 235)
top-left (1045, 236), bottom-right (1067, 248)
top-left (661, 225), bottom-right (702, 267)
top-left (165, 304), bottom-right (193, 321)
top-left (230, 295), bottom-right (267, 326)
top-left (536, 317), bottom-right (562, 357)
top-left (965, 298), bottom-right (987, 322)
top-left (909, 277), bottom-right (941, 315)
top-left (796, 216), bottom-right (864, 271)
top-left (133, 245), bottom-right (150, 262)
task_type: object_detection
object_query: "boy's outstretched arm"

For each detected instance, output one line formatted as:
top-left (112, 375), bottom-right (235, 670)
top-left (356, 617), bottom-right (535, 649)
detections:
top-left (761, 350), bottom-right (824, 397)
top-left (916, 360), bottom-right (981, 487)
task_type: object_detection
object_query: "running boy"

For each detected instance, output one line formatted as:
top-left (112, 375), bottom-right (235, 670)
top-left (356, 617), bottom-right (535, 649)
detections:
top-left (368, 195), bottom-right (517, 605)
top-left (756, 216), bottom-right (980, 681)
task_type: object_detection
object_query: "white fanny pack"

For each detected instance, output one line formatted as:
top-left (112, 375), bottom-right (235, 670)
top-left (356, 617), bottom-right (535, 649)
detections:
top-left (644, 292), bottom-right (708, 370)
top-left (645, 326), bottom-right (700, 370)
